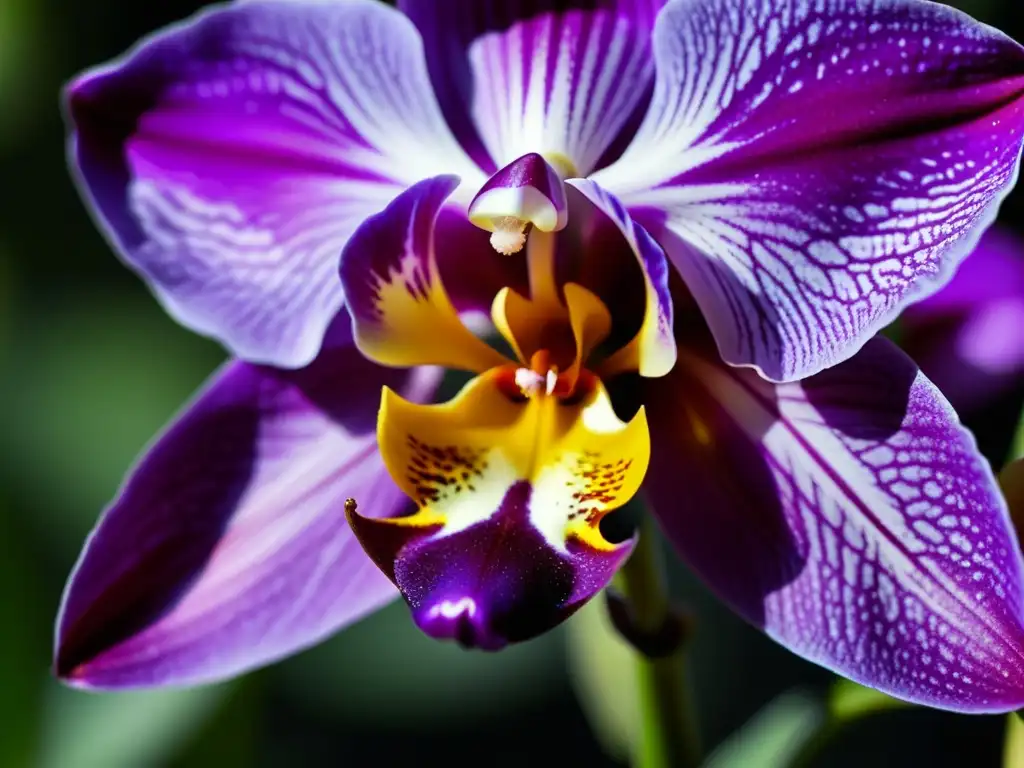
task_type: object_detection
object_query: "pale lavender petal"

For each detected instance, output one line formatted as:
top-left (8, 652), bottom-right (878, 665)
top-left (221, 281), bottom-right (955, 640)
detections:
top-left (400, 0), bottom-right (666, 174)
top-left (595, 0), bottom-right (1024, 381)
top-left (55, 340), bottom-right (440, 689)
top-left (69, 0), bottom-right (484, 369)
top-left (644, 332), bottom-right (1024, 712)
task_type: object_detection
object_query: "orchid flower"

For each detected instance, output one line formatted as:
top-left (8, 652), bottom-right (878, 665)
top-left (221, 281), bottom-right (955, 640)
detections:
top-left (900, 227), bottom-right (1024, 414)
top-left (56, 0), bottom-right (1024, 714)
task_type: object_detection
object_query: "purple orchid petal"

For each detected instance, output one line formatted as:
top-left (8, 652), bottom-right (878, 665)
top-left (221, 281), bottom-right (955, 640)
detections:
top-left (903, 228), bottom-right (1024, 318)
top-left (55, 339), bottom-right (441, 689)
top-left (568, 178), bottom-right (675, 377)
top-left (399, 0), bottom-right (667, 174)
top-left (595, 0), bottom-right (1024, 382)
top-left (434, 207), bottom-right (531, 320)
top-left (643, 332), bottom-right (1024, 712)
top-left (339, 176), bottom-right (510, 373)
top-left (69, 0), bottom-right (484, 369)
top-left (900, 227), bottom-right (1024, 411)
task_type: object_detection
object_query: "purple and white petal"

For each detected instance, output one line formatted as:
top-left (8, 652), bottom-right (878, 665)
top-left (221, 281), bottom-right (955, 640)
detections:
top-left (69, 0), bottom-right (484, 369)
top-left (595, 0), bottom-right (1024, 381)
top-left (903, 227), bottom-right (1024, 317)
top-left (55, 341), bottom-right (440, 689)
top-left (400, 0), bottom-right (666, 174)
top-left (340, 176), bottom-right (510, 373)
top-left (569, 178), bottom-right (675, 377)
top-left (900, 227), bottom-right (1024, 410)
top-left (643, 333), bottom-right (1024, 712)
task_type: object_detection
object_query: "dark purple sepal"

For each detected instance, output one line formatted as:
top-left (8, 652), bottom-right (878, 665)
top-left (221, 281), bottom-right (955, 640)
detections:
top-left (53, 336), bottom-right (439, 689)
top-left (354, 481), bottom-right (634, 650)
top-left (344, 503), bottom-right (443, 584)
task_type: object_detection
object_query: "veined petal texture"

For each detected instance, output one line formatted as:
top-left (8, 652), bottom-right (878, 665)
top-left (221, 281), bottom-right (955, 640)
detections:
top-left (596, 0), bottom-right (1024, 381)
top-left (68, 0), bottom-right (483, 368)
top-left (401, 0), bottom-right (666, 173)
top-left (645, 335), bottom-right (1024, 712)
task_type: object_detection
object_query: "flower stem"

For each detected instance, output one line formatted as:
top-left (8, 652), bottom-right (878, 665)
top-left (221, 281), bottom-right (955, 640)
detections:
top-left (1010, 409), bottom-right (1024, 464)
top-left (612, 516), bottom-right (700, 768)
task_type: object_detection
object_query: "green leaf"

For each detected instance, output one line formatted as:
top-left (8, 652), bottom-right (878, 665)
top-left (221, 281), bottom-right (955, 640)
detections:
top-left (828, 678), bottom-right (910, 722)
top-left (38, 684), bottom-right (231, 768)
top-left (704, 690), bottom-right (824, 768)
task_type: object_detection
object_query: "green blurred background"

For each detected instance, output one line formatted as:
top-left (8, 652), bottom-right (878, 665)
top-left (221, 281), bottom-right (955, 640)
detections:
top-left (0, 0), bottom-right (1022, 766)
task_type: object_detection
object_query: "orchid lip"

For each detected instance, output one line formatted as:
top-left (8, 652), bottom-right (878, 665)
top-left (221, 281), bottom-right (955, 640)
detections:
top-left (348, 480), bottom-right (635, 651)
top-left (343, 347), bottom-right (649, 649)
top-left (416, 597), bottom-right (506, 651)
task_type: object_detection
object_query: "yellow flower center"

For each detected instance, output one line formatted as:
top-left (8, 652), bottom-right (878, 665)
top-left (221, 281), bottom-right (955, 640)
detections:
top-left (341, 176), bottom-right (661, 557)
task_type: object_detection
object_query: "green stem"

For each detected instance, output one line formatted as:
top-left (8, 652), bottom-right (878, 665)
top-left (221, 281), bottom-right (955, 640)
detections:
top-left (1010, 410), bottom-right (1024, 465)
top-left (614, 517), bottom-right (700, 768)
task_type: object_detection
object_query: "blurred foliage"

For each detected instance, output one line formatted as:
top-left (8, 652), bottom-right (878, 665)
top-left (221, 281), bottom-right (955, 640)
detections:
top-left (567, 595), bottom-right (639, 760)
top-left (704, 691), bottom-right (824, 768)
top-left (0, 0), bottom-right (45, 152)
top-left (0, 499), bottom-right (45, 767)
top-left (1005, 714), bottom-right (1024, 768)
top-left (0, 290), bottom-right (224, 557)
top-left (1001, 458), bottom-right (1024, 545)
top-left (279, 599), bottom-right (563, 726)
top-left (828, 679), bottom-right (910, 722)
top-left (38, 685), bottom-right (230, 768)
